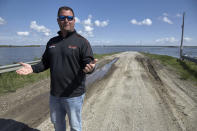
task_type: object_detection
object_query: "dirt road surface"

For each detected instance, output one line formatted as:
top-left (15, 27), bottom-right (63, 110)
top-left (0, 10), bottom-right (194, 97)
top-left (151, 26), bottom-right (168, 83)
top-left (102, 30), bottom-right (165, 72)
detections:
top-left (1, 52), bottom-right (197, 131)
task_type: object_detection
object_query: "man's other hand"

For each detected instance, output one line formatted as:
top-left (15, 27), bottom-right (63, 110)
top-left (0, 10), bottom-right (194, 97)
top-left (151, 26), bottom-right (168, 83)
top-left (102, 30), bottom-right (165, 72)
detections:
top-left (16, 62), bottom-right (33, 75)
top-left (83, 59), bottom-right (98, 73)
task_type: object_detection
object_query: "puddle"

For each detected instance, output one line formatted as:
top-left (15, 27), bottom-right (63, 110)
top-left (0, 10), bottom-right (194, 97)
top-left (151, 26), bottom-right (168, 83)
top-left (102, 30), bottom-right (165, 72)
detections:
top-left (86, 57), bottom-right (119, 86)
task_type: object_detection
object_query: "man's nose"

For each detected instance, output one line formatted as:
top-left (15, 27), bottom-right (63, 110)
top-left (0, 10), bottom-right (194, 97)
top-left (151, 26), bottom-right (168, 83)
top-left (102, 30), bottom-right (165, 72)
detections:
top-left (65, 18), bottom-right (69, 22)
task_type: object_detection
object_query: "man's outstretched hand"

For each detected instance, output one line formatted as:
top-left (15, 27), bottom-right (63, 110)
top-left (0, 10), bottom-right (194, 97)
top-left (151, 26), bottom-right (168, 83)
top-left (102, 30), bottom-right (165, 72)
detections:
top-left (16, 62), bottom-right (33, 75)
top-left (83, 59), bottom-right (98, 73)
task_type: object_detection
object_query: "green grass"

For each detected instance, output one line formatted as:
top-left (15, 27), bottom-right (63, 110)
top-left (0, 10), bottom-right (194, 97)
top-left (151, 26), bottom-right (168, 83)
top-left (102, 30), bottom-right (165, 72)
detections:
top-left (142, 52), bottom-right (197, 85)
top-left (0, 53), bottom-right (116, 95)
top-left (0, 70), bottom-right (50, 95)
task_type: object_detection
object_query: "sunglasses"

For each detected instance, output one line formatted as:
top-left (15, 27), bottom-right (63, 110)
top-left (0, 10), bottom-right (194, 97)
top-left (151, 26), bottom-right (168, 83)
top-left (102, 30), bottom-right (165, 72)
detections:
top-left (58, 16), bottom-right (74, 21)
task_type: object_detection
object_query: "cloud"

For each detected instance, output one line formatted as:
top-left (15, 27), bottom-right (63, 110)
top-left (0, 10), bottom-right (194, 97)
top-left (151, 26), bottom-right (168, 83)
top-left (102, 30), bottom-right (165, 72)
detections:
top-left (83, 15), bottom-right (92, 26)
top-left (81, 15), bottom-right (94, 37)
top-left (176, 13), bottom-right (182, 18)
top-left (94, 20), bottom-right (109, 27)
top-left (163, 16), bottom-right (173, 24)
top-left (17, 31), bottom-right (29, 36)
top-left (163, 13), bottom-right (168, 16)
top-left (75, 17), bottom-right (80, 23)
top-left (184, 37), bottom-right (192, 42)
top-left (130, 18), bottom-right (152, 26)
top-left (94, 20), bottom-right (100, 26)
top-left (78, 30), bottom-right (83, 34)
top-left (131, 19), bottom-right (138, 24)
top-left (91, 40), bottom-right (111, 45)
top-left (136, 40), bottom-right (142, 44)
top-left (78, 30), bottom-right (94, 37)
top-left (155, 37), bottom-right (178, 43)
top-left (155, 36), bottom-right (192, 44)
top-left (84, 25), bottom-right (94, 32)
top-left (159, 13), bottom-right (173, 24)
top-left (84, 25), bottom-right (94, 37)
top-left (0, 17), bottom-right (6, 25)
top-left (78, 14), bottom-right (109, 37)
top-left (86, 31), bottom-right (94, 37)
top-left (30, 21), bottom-right (50, 36)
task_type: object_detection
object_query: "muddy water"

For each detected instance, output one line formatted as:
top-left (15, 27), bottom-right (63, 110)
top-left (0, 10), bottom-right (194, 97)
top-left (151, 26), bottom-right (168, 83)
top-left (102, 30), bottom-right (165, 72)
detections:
top-left (86, 57), bottom-right (119, 86)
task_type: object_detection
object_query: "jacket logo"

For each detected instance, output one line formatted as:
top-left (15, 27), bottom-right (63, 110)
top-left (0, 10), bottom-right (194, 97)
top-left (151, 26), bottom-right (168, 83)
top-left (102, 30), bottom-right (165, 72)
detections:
top-left (68, 45), bottom-right (77, 49)
top-left (49, 44), bottom-right (56, 48)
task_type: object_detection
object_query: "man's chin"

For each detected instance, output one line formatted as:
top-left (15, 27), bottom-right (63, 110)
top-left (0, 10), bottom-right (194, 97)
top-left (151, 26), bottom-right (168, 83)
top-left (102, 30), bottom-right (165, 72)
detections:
top-left (64, 28), bottom-right (73, 32)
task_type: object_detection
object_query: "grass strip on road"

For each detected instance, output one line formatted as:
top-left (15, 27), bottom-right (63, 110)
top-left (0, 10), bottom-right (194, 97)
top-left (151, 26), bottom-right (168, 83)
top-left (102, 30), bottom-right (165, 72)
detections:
top-left (142, 52), bottom-right (197, 86)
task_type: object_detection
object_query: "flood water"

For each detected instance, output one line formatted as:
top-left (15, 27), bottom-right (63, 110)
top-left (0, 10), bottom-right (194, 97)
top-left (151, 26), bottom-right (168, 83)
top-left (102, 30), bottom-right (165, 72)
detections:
top-left (86, 57), bottom-right (119, 86)
top-left (0, 45), bottom-right (196, 66)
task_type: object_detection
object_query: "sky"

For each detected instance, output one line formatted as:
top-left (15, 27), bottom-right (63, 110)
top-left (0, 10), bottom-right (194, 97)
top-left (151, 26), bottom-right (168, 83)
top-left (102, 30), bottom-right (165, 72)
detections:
top-left (0, 0), bottom-right (196, 46)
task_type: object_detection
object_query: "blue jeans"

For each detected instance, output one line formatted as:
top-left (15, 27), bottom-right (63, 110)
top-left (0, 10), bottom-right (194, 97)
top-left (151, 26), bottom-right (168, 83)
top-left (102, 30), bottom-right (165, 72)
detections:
top-left (49, 94), bottom-right (85, 131)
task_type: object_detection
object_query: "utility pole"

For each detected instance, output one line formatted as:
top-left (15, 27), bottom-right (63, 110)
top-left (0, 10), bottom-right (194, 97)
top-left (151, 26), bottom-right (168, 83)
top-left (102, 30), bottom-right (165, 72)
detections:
top-left (180, 12), bottom-right (185, 60)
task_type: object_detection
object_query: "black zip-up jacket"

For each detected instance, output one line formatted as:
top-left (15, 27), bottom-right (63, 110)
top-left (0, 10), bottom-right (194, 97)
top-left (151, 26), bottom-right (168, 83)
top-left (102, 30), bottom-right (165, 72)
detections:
top-left (32, 30), bottom-right (94, 97)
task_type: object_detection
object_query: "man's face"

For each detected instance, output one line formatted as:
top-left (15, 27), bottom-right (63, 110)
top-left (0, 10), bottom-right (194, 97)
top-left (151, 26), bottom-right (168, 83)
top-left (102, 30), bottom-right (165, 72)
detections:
top-left (57, 9), bottom-right (75, 32)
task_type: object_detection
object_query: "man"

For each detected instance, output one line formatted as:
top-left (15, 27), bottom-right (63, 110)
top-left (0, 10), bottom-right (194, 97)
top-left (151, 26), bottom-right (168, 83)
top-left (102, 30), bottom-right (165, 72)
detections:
top-left (16, 6), bottom-right (97, 131)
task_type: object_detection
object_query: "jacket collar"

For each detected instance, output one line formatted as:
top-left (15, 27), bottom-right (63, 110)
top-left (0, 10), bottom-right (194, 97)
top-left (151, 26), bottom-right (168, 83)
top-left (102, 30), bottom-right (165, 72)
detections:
top-left (57, 30), bottom-right (76, 39)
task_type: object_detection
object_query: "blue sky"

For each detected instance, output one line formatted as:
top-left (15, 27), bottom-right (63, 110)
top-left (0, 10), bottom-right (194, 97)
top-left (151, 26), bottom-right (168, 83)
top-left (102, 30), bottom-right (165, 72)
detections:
top-left (0, 0), bottom-right (196, 46)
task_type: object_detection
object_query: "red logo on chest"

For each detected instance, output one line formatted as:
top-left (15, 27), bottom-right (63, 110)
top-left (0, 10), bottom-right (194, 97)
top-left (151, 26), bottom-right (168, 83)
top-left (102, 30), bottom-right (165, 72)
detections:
top-left (68, 45), bottom-right (77, 49)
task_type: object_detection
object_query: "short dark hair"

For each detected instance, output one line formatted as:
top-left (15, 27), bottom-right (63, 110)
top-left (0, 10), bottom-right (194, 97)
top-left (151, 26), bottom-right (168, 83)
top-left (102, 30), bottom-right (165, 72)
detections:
top-left (57, 6), bottom-right (75, 17)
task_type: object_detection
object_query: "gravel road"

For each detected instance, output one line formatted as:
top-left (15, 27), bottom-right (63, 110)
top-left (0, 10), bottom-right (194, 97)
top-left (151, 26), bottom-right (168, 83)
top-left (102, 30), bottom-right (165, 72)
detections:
top-left (1, 51), bottom-right (197, 131)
